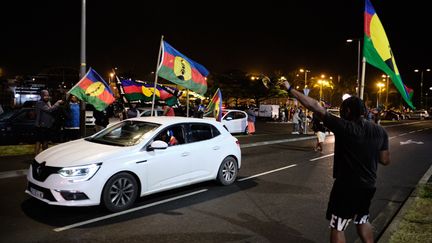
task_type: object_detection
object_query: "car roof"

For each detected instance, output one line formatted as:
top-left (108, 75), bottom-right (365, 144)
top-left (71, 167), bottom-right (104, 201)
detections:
top-left (128, 116), bottom-right (225, 127)
top-left (224, 109), bottom-right (246, 113)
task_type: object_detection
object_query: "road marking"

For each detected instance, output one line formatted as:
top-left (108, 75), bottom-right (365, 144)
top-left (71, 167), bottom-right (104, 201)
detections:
top-left (399, 133), bottom-right (407, 136)
top-left (408, 131), bottom-right (416, 134)
top-left (240, 136), bottom-right (315, 148)
top-left (0, 169), bottom-right (28, 179)
top-left (53, 189), bottom-right (208, 232)
top-left (237, 164), bottom-right (297, 181)
top-left (310, 153), bottom-right (334, 161)
top-left (383, 121), bottom-right (424, 128)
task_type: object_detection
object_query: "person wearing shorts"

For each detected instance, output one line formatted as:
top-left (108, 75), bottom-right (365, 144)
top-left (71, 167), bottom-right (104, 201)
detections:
top-left (283, 81), bottom-right (390, 243)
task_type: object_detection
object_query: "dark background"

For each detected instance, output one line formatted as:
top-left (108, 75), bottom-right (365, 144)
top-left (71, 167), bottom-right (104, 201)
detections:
top-left (1, 0), bottom-right (431, 89)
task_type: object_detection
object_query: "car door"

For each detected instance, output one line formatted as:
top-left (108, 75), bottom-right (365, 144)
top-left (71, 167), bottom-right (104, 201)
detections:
top-left (10, 108), bottom-right (36, 142)
top-left (184, 123), bottom-right (222, 181)
top-left (222, 111), bottom-right (243, 133)
top-left (145, 125), bottom-right (191, 192)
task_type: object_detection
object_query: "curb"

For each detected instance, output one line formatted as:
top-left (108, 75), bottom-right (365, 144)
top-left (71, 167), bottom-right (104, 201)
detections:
top-left (377, 164), bottom-right (432, 242)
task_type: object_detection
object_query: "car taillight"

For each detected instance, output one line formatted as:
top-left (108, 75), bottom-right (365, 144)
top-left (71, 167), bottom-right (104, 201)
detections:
top-left (236, 140), bottom-right (240, 148)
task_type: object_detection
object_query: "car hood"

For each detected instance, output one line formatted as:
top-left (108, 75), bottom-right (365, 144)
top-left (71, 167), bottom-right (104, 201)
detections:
top-left (35, 139), bottom-right (130, 167)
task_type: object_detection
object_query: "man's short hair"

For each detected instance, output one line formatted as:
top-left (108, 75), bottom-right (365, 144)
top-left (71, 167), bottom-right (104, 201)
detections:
top-left (340, 96), bottom-right (367, 121)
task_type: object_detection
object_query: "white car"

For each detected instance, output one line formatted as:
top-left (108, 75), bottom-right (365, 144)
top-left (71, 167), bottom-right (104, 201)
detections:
top-left (26, 117), bottom-right (241, 212)
top-left (205, 109), bottom-right (249, 134)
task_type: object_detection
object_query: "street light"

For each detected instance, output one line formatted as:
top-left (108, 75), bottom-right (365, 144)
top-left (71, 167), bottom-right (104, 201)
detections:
top-left (414, 68), bottom-right (431, 109)
top-left (299, 68), bottom-right (310, 89)
top-left (376, 82), bottom-right (385, 108)
top-left (315, 79), bottom-right (333, 101)
top-left (347, 38), bottom-right (361, 96)
top-left (381, 74), bottom-right (390, 108)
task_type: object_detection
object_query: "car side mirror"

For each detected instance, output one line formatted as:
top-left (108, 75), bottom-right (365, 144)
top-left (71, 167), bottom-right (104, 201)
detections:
top-left (147, 140), bottom-right (168, 151)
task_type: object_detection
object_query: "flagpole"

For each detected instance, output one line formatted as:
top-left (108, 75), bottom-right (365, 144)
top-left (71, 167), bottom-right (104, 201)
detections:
top-left (360, 57), bottom-right (366, 100)
top-left (151, 35), bottom-right (164, 116)
top-left (186, 89), bottom-right (190, 117)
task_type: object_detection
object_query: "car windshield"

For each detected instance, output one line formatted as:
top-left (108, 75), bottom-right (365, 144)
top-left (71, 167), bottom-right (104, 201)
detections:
top-left (86, 120), bottom-right (160, 146)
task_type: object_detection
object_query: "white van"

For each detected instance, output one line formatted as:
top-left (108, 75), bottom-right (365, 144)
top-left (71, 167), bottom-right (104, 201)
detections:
top-left (258, 105), bottom-right (279, 120)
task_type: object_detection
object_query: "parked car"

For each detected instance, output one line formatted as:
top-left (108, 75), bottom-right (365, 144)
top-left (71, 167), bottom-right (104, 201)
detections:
top-left (26, 117), bottom-right (241, 212)
top-left (409, 110), bottom-right (429, 120)
top-left (204, 109), bottom-right (248, 134)
top-left (382, 110), bottom-right (400, 121)
top-left (0, 108), bottom-right (37, 144)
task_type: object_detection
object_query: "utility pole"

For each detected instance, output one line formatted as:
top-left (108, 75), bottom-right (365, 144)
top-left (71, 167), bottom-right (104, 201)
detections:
top-left (79, 0), bottom-right (87, 137)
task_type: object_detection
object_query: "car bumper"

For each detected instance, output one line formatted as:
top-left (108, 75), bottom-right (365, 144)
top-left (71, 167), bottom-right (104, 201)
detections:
top-left (25, 165), bottom-right (103, 207)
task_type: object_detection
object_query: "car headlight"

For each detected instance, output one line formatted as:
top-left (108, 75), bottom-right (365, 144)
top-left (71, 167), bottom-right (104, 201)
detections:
top-left (58, 163), bottom-right (102, 182)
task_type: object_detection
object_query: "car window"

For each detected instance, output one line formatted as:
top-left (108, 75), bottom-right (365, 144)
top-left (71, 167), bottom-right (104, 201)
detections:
top-left (154, 125), bottom-right (185, 146)
top-left (188, 124), bottom-right (215, 142)
top-left (224, 112), bottom-right (235, 120)
top-left (234, 112), bottom-right (246, 119)
top-left (87, 121), bottom-right (160, 146)
top-left (14, 109), bottom-right (36, 122)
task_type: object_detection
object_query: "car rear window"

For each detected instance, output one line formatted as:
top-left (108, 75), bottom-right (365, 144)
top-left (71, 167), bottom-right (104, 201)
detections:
top-left (188, 123), bottom-right (220, 142)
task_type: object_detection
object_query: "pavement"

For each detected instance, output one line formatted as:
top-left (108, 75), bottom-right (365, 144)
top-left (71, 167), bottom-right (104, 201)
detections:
top-left (377, 164), bottom-right (432, 242)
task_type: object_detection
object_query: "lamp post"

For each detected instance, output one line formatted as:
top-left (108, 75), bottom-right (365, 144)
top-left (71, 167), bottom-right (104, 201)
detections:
top-left (376, 82), bottom-right (385, 108)
top-left (382, 74), bottom-right (389, 108)
top-left (414, 68), bottom-right (431, 109)
top-left (347, 38), bottom-right (361, 96)
top-left (299, 68), bottom-right (310, 88)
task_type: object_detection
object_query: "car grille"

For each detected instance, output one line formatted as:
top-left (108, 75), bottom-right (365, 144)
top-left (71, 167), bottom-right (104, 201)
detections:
top-left (27, 182), bottom-right (57, 202)
top-left (31, 160), bottom-right (61, 182)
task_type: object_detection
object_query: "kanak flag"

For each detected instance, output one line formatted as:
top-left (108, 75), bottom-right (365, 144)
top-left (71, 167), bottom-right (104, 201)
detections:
top-left (68, 68), bottom-right (115, 111)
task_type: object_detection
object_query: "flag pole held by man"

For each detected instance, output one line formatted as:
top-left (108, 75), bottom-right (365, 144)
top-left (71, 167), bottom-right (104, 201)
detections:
top-left (68, 67), bottom-right (115, 111)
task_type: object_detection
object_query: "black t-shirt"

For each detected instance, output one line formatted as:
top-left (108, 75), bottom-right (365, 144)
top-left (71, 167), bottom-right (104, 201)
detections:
top-left (323, 113), bottom-right (389, 188)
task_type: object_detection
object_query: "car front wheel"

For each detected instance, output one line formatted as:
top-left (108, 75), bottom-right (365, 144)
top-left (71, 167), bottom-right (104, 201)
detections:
top-left (102, 172), bottom-right (138, 212)
top-left (217, 156), bottom-right (238, 185)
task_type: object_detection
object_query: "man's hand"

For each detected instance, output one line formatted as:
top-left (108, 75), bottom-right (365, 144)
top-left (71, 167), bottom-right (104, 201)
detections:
top-left (283, 81), bottom-right (291, 91)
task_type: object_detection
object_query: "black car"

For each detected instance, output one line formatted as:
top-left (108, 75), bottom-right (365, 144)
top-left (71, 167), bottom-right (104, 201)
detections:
top-left (0, 108), bottom-right (37, 144)
top-left (382, 110), bottom-right (400, 121)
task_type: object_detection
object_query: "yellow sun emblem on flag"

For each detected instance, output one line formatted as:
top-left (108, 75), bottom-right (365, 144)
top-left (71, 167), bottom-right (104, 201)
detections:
top-left (86, 82), bottom-right (105, 96)
top-left (142, 86), bottom-right (160, 97)
top-left (174, 56), bottom-right (192, 81)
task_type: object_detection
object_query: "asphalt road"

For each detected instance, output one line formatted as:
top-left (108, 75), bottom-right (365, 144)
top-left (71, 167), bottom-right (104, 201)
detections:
top-left (0, 120), bottom-right (431, 243)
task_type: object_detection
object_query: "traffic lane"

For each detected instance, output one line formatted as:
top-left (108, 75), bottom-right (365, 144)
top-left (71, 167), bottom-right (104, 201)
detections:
top-left (0, 138), bottom-right (330, 242)
top-left (321, 124), bottom-right (432, 242)
top-left (371, 125), bottom-right (432, 240)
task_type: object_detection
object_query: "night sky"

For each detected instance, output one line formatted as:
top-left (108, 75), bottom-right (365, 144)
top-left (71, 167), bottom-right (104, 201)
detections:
top-left (2, 0), bottom-right (431, 90)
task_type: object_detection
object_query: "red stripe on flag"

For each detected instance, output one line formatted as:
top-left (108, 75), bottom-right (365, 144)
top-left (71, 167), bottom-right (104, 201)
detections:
top-left (162, 52), bottom-right (175, 69)
top-left (364, 13), bottom-right (373, 37)
top-left (191, 68), bottom-right (207, 86)
top-left (78, 78), bottom-right (94, 90)
top-left (99, 89), bottom-right (115, 104)
top-left (124, 85), bottom-right (142, 94)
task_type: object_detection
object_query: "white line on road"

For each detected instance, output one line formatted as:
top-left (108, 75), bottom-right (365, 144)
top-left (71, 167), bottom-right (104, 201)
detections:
top-left (408, 131), bottom-right (416, 134)
top-left (237, 164), bottom-right (297, 182)
top-left (53, 189), bottom-right (208, 232)
top-left (240, 136), bottom-right (316, 148)
top-left (0, 169), bottom-right (28, 179)
top-left (399, 133), bottom-right (408, 136)
top-left (309, 153), bottom-right (335, 161)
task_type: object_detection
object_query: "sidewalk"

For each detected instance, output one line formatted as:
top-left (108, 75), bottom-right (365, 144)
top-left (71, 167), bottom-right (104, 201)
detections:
top-left (378, 164), bottom-right (432, 243)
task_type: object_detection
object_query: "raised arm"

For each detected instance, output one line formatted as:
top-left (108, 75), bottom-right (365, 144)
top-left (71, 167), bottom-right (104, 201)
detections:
top-left (283, 81), bottom-right (326, 119)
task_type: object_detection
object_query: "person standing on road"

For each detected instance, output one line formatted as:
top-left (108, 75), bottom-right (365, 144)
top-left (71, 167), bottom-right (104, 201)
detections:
top-left (246, 107), bottom-right (256, 135)
top-left (283, 81), bottom-right (390, 243)
top-left (64, 95), bottom-right (80, 141)
top-left (311, 111), bottom-right (327, 152)
top-left (93, 108), bottom-right (109, 132)
top-left (126, 103), bottom-right (140, 118)
top-left (163, 105), bottom-right (175, 116)
top-left (34, 89), bottom-right (63, 155)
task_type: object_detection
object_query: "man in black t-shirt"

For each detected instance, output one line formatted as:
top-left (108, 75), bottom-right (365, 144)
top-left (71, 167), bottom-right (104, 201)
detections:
top-left (283, 81), bottom-right (390, 243)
